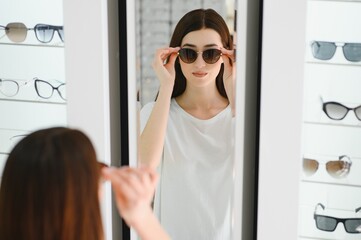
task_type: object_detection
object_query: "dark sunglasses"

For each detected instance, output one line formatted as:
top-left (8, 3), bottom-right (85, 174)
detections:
top-left (303, 155), bottom-right (351, 178)
top-left (311, 41), bottom-right (361, 62)
top-left (178, 48), bottom-right (222, 64)
top-left (314, 203), bottom-right (361, 233)
top-left (0, 22), bottom-right (64, 43)
top-left (322, 101), bottom-right (361, 121)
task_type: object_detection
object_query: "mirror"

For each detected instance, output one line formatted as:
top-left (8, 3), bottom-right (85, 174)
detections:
top-left (298, 0), bottom-right (361, 239)
top-left (0, 0), bottom-right (66, 176)
top-left (134, 0), bottom-right (236, 239)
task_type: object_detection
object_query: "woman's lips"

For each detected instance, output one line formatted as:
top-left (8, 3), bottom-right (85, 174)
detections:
top-left (192, 72), bottom-right (208, 77)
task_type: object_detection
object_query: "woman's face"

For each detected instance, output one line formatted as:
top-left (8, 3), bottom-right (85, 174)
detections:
top-left (179, 28), bottom-right (223, 89)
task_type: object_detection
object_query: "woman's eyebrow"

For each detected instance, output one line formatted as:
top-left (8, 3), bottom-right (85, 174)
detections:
top-left (181, 43), bottom-right (219, 48)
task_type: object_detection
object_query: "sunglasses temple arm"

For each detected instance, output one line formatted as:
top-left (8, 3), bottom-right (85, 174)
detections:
top-left (319, 96), bottom-right (324, 104)
top-left (314, 203), bottom-right (325, 214)
top-left (355, 207), bottom-right (361, 213)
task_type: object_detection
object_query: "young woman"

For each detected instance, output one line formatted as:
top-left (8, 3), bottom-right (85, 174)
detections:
top-left (0, 127), bottom-right (169, 240)
top-left (139, 8), bottom-right (236, 239)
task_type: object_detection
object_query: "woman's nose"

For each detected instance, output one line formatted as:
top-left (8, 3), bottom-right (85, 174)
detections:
top-left (194, 52), bottom-right (206, 67)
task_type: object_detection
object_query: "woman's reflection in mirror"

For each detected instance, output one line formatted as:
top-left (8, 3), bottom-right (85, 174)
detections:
top-left (139, 8), bottom-right (236, 239)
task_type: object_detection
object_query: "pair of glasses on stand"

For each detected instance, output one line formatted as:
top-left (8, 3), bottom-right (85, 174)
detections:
top-left (0, 22), bottom-right (64, 43)
top-left (303, 155), bottom-right (352, 178)
top-left (0, 78), bottom-right (66, 100)
top-left (320, 97), bottom-right (361, 121)
top-left (314, 203), bottom-right (361, 233)
top-left (311, 41), bottom-right (361, 62)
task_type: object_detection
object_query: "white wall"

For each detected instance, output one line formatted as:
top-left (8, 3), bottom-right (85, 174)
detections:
top-left (63, 0), bottom-right (120, 239)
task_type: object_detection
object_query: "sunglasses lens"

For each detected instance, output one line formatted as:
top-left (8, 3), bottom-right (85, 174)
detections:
top-left (0, 80), bottom-right (19, 97)
top-left (326, 160), bottom-right (350, 178)
top-left (203, 49), bottom-right (222, 64)
top-left (178, 49), bottom-right (197, 63)
top-left (343, 43), bottom-right (361, 62)
top-left (345, 219), bottom-right (361, 233)
top-left (323, 102), bottom-right (348, 120)
top-left (311, 41), bottom-right (336, 60)
top-left (6, 22), bottom-right (27, 42)
top-left (35, 24), bottom-right (54, 43)
top-left (303, 158), bottom-right (318, 176)
top-left (315, 216), bottom-right (337, 231)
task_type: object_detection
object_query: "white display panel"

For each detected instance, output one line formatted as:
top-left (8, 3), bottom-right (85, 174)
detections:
top-left (299, 0), bottom-right (361, 239)
top-left (0, 0), bottom-right (66, 177)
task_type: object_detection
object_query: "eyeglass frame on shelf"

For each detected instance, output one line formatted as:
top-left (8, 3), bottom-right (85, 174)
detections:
top-left (34, 78), bottom-right (66, 100)
top-left (0, 22), bottom-right (64, 43)
top-left (303, 155), bottom-right (352, 178)
top-left (320, 96), bottom-right (361, 121)
top-left (314, 203), bottom-right (361, 234)
top-left (310, 40), bottom-right (361, 62)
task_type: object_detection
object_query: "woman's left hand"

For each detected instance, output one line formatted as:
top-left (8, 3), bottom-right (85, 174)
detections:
top-left (102, 166), bottom-right (158, 227)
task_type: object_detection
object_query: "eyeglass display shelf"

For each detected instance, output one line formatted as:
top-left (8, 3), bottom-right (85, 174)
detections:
top-left (305, 60), bottom-right (361, 67)
top-left (0, 95), bottom-right (66, 105)
top-left (303, 120), bottom-right (361, 129)
top-left (0, 41), bottom-right (64, 48)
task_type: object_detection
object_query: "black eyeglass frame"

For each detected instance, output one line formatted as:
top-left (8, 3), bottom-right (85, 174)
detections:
top-left (322, 101), bottom-right (361, 121)
top-left (34, 78), bottom-right (66, 100)
top-left (177, 48), bottom-right (223, 64)
top-left (314, 203), bottom-right (361, 234)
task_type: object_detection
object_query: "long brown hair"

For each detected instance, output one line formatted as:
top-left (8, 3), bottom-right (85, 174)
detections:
top-left (169, 8), bottom-right (233, 99)
top-left (0, 127), bottom-right (103, 240)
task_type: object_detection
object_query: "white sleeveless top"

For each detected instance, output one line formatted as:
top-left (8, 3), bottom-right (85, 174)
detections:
top-left (140, 98), bottom-right (235, 240)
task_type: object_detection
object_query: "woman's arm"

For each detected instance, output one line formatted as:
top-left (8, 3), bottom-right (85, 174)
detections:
top-left (102, 167), bottom-right (171, 240)
top-left (139, 47), bottom-right (179, 169)
top-left (221, 48), bottom-right (236, 117)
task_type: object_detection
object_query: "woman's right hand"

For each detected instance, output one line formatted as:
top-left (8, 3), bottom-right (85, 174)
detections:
top-left (152, 47), bottom-right (180, 89)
